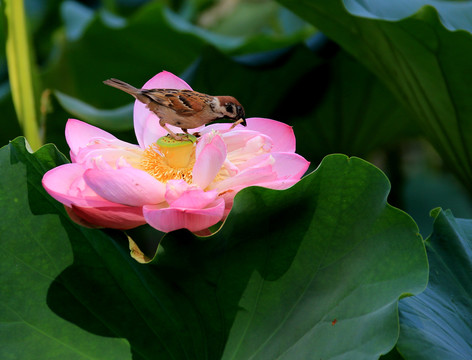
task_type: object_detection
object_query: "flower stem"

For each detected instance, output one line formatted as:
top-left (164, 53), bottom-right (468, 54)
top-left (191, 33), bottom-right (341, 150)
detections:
top-left (4, 0), bottom-right (43, 150)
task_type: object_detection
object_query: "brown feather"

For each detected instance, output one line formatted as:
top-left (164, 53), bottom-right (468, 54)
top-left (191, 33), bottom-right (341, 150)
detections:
top-left (104, 77), bottom-right (246, 140)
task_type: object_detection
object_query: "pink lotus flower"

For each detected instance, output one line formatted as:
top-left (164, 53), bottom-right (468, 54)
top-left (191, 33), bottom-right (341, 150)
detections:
top-left (42, 71), bottom-right (309, 233)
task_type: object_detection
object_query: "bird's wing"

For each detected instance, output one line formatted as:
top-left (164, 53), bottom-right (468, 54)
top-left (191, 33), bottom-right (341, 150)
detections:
top-left (143, 89), bottom-right (207, 116)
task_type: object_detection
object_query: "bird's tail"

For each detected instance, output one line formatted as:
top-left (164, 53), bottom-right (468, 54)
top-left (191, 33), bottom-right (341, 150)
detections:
top-left (103, 78), bottom-right (151, 104)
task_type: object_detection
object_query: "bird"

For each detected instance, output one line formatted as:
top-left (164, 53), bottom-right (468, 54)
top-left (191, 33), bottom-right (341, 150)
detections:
top-left (103, 78), bottom-right (246, 140)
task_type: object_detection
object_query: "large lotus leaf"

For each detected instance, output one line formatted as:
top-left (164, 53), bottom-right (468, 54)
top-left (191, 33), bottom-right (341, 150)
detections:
top-left (0, 137), bottom-right (427, 359)
top-left (277, 0), bottom-right (472, 188)
top-left (397, 208), bottom-right (472, 359)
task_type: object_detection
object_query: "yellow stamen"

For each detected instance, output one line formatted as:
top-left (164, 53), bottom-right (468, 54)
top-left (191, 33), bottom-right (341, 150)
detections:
top-left (141, 134), bottom-right (196, 183)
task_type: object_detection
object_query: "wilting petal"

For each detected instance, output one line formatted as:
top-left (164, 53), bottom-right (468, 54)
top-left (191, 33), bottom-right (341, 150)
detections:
top-left (134, 71), bottom-right (193, 148)
top-left (42, 163), bottom-right (112, 207)
top-left (66, 119), bottom-right (117, 160)
top-left (143, 198), bottom-right (225, 232)
top-left (193, 133), bottom-right (227, 189)
top-left (84, 167), bottom-right (166, 206)
top-left (69, 203), bottom-right (146, 230)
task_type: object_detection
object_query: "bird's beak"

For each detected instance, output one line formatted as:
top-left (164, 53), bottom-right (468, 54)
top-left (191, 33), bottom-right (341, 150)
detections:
top-left (236, 106), bottom-right (246, 126)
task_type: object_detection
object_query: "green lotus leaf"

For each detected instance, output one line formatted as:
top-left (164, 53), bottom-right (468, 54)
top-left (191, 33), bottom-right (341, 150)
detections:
top-left (278, 0), bottom-right (472, 188)
top-left (54, 90), bottom-right (133, 131)
top-left (397, 208), bottom-right (472, 359)
top-left (0, 138), bottom-right (427, 359)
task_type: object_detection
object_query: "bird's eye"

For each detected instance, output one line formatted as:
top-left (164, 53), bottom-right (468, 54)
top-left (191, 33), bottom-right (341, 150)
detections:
top-left (225, 104), bottom-right (234, 113)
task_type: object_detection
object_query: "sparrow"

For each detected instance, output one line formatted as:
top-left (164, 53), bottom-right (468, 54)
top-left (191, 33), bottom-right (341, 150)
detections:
top-left (103, 78), bottom-right (246, 140)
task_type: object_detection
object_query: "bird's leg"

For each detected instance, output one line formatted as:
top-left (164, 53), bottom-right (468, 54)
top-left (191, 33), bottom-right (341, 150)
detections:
top-left (229, 118), bottom-right (245, 130)
top-left (175, 128), bottom-right (196, 141)
top-left (181, 128), bottom-right (191, 140)
top-left (181, 127), bottom-right (201, 138)
top-left (160, 123), bottom-right (183, 141)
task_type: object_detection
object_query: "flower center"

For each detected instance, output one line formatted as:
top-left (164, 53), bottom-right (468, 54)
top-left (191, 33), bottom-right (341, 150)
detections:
top-left (141, 134), bottom-right (197, 183)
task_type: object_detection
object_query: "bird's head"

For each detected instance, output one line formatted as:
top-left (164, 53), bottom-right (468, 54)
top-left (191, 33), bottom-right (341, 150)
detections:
top-left (215, 96), bottom-right (246, 126)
